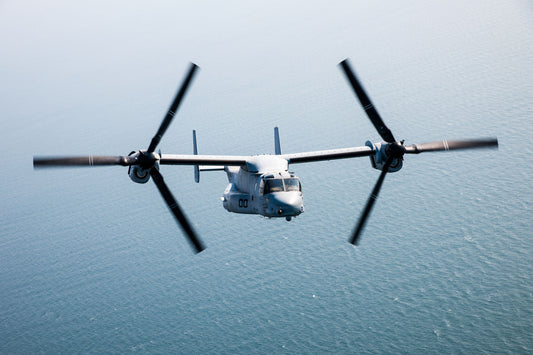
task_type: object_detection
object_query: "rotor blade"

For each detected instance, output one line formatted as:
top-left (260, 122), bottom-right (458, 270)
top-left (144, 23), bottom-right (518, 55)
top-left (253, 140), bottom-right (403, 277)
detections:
top-left (147, 63), bottom-right (199, 153)
top-left (350, 155), bottom-right (394, 245)
top-left (404, 137), bottom-right (498, 154)
top-left (33, 155), bottom-right (135, 168)
top-left (150, 168), bottom-right (205, 253)
top-left (339, 59), bottom-right (396, 143)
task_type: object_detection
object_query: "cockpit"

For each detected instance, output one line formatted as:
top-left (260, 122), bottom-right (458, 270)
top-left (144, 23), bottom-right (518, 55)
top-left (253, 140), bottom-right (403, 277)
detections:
top-left (263, 177), bottom-right (302, 195)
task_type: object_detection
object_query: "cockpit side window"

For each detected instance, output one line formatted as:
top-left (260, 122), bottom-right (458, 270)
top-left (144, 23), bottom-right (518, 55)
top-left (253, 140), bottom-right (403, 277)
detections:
top-left (264, 179), bottom-right (284, 194)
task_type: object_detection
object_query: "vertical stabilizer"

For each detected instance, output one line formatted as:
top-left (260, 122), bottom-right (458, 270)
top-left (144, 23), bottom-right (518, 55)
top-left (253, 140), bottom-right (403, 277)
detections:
top-left (193, 130), bottom-right (200, 183)
top-left (274, 126), bottom-right (282, 155)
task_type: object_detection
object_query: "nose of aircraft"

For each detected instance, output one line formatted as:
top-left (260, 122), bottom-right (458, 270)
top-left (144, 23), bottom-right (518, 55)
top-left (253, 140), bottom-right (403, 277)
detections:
top-left (269, 192), bottom-right (304, 216)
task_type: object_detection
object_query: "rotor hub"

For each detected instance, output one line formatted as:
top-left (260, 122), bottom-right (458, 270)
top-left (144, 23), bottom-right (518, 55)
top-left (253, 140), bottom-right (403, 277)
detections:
top-left (387, 141), bottom-right (406, 158)
top-left (137, 150), bottom-right (160, 169)
top-left (366, 141), bottom-right (404, 173)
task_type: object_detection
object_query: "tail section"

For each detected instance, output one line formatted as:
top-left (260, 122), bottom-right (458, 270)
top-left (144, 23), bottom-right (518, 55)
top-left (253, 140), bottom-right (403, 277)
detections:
top-left (274, 126), bottom-right (282, 155)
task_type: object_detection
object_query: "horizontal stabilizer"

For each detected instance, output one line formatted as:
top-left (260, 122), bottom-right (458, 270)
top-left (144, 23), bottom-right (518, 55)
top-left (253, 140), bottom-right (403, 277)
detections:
top-left (199, 166), bottom-right (225, 171)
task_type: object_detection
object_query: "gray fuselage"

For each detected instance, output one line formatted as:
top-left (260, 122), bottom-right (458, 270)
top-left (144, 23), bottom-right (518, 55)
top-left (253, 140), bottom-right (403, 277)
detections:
top-left (221, 155), bottom-right (304, 219)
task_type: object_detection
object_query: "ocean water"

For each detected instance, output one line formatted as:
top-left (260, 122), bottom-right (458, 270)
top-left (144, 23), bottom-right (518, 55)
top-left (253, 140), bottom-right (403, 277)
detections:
top-left (1, 1), bottom-right (532, 353)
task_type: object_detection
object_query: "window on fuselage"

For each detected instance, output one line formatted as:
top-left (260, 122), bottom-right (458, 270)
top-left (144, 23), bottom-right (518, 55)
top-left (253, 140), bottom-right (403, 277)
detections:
top-left (264, 179), bottom-right (284, 194)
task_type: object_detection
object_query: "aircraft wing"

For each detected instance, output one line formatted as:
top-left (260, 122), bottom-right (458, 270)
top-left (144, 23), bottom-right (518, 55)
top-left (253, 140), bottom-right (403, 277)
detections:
top-left (159, 154), bottom-right (248, 166)
top-left (161, 146), bottom-right (375, 167)
top-left (281, 146), bottom-right (374, 164)
top-left (161, 145), bottom-right (375, 167)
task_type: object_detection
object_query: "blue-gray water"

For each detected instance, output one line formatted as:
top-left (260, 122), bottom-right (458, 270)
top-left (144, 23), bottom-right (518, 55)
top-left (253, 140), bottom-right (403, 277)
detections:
top-left (1, 1), bottom-right (532, 353)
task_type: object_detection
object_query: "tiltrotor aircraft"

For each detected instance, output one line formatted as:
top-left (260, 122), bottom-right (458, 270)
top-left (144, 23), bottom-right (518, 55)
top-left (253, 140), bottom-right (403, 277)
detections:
top-left (34, 60), bottom-right (498, 253)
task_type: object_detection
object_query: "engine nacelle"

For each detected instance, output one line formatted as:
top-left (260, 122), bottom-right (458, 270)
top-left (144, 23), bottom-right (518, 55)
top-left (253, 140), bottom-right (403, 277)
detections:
top-left (129, 165), bottom-right (151, 183)
top-left (127, 151), bottom-right (159, 184)
top-left (366, 141), bottom-right (403, 173)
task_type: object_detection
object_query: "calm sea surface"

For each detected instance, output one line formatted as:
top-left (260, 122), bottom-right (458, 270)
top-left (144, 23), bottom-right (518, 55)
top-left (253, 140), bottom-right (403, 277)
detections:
top-left (1, 1), bottom-right (532, 353)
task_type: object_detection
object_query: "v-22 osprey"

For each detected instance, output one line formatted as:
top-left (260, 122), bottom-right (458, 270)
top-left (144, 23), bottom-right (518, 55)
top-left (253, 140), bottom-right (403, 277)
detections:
top-left (34, 60), bottom-right (498, 253)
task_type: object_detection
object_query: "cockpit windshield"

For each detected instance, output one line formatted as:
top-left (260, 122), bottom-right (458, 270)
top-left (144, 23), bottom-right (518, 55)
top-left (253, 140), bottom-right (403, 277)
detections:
top-left (264, 179), bottom-right (284, 194)
top-left (284, 178), bottom-right (301, 192)
top-left (264, 178), bottom-right (301, 194)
